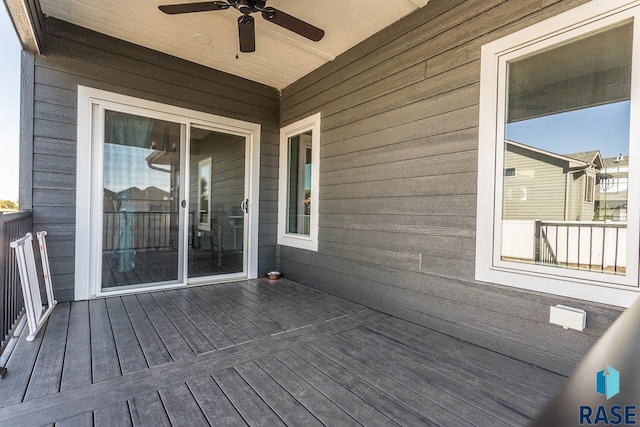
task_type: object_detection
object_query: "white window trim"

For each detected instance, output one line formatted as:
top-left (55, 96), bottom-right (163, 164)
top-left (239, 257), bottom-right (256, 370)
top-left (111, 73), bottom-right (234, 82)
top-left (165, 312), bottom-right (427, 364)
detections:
top-left (75, 86), bottom-right (261, 300)
top-left (476, 0), bottom-right (640, 308)
top-left (278, 113), bottom-right (321, 251)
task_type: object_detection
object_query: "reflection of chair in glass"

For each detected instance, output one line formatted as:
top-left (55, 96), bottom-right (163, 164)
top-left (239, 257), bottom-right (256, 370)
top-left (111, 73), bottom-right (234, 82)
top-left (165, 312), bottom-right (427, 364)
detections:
top-left (191, 204), bottom-right (225, 267)
top-left (208, 203), bottom-right (225, 266)
top-left (223, 206), bottom-right (244, 252)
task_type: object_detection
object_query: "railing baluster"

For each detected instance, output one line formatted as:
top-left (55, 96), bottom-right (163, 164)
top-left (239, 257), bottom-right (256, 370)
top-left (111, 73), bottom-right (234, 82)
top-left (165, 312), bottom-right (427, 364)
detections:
top-left (533, 220), bottom-right (625, 275)
top-left (601, 227), bottom-right (606, 273)
top-left (614, 228), bottom-right (619, 273)
top-left (564, 225), bottom-right (569, 268)
top-left (100, 211), bottom-right (172, 253)
top-left (0, 210), bottom-right (33, 355)
top-left (0, 212), bottom-right (6, 345)
top-left (577, 226), bottom-right (581, 270)
top-left (589, 226), bottom-right (593, 271)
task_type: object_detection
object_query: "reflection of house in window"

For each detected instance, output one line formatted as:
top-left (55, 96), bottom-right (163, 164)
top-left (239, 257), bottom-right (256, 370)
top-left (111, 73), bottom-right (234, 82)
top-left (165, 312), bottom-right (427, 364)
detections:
top-left (598, 154), bottom-right (629, 221)
top-left (503, 140), bottom-right (603, 221)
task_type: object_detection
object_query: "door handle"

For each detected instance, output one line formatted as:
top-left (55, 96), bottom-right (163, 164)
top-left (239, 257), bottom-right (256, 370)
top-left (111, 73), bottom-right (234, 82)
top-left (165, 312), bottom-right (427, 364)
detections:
top-left (241, 199), bottom-right (248, 214)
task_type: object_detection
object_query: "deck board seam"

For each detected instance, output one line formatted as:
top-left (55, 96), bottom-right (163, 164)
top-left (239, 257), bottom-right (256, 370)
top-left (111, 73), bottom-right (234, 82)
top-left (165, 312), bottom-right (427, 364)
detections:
top-left (194, 285), bottom-right (278, 336)
top-left (0, 309), bottom-right (386, 426)
top-left (102, 298), bottom-right (124, 381)
top-left (213, 284), bottom-right (291, 331)
top-left (55, 302), bottom-right (73, 395)
top-left (197, 286), bottom-right (274, 337)
top-left (322, 334), bottom-right (479, 424)
top-left (270, 350), bottom-right (393, 427)
top-left (368, 318), bottom-right (564, 397)
top-left (165, 289), bottom-right (230, 350)
top-left (176, 287), bottom-right (253, 344)
top-left (233, 361), bottom-right (323, 426)
top-left (172, 289), bottom-right (242, 346)
top-left (362, 322), bottom-right (551, 408)
top-left (307, 337), bottom-right (475, 426)
top-left (10, 322), bottom-right (45, 406)
top-left (336, 327), bottom-right (530, 426)
top-left (151, 291), bottom-right (215, 355)
top-left (290, 345), bottom-right (435, 426)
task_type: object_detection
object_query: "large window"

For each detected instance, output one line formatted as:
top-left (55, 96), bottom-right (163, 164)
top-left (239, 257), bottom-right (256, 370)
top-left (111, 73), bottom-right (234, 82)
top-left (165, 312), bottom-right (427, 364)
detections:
top-left (476, 0), bottom-right (640, 307)
top-left (278, 113), bottom-right (321, 251)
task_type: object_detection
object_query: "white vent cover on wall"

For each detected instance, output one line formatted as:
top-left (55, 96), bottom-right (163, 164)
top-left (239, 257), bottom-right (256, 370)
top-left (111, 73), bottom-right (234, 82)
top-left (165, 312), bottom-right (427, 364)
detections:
top-left (549, 305), bottom-right (587, 331)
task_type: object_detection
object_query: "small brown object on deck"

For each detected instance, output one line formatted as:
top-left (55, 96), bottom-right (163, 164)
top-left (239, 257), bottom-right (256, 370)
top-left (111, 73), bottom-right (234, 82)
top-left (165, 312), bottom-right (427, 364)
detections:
top-left (266, 271), bottom-right (281, 280)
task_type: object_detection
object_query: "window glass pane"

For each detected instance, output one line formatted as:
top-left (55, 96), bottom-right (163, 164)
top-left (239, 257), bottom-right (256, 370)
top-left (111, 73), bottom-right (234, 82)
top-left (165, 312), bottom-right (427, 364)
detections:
top-left (102, 110), bottom-right (181, 289)
top-left (286, 130), bottom-right (312, 236)
top-left (188, 128), bottom-right (246, 278)
top-left (500, 22), bottom-right (632, 276)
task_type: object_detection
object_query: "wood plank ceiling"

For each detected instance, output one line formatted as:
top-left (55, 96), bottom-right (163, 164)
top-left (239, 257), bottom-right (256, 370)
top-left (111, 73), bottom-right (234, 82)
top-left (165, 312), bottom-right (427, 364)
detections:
top-left (38, 0), bottom-right (430, 89)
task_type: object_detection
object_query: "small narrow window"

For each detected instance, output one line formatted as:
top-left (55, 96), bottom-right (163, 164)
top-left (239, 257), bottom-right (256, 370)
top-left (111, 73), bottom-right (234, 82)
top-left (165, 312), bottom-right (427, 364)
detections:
top-left (504, 168), bottom-right (516, 177)
top-left (278, 113), bottom-right (320, 251)
top-left (585, 175), bottom-right (595, 203)
top-left (286, 133), bottom-right (312, 236)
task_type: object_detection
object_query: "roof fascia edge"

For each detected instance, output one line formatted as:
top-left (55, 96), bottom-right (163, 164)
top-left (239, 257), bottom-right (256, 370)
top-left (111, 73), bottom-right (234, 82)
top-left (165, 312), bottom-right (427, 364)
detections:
top-left (3, 0), bottom-right (46, 54)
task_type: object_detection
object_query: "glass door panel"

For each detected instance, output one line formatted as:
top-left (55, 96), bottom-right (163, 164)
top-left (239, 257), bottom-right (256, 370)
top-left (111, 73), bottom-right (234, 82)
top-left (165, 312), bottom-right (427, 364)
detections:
top-left (101, 110), bottom-right (182, 289)
top-left (188, 127), bottom-right (246, 278)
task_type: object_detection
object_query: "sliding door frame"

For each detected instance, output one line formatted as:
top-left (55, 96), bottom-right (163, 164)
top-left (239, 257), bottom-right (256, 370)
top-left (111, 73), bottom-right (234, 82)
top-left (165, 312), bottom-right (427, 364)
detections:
top-left (75, 87), bottom-right (261, 300)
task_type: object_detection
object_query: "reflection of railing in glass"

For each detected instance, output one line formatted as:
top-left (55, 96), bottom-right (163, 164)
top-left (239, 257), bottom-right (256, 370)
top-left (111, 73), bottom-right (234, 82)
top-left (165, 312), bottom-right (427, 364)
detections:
top-left (534, 220), bottom-right (626, 275)
top-left (103, 211), bottom-right (173, 251)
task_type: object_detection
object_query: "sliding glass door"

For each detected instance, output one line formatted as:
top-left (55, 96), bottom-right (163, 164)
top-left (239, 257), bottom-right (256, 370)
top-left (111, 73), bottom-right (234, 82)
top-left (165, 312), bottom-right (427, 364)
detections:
top-left (101, 110), bottom-right (183, 290)
top-left (187, 126), bottom-right (247, 280)
top-left (78, 87), bottom-right (261, 299)
top-left (99, 114), bottom-right (249, 291)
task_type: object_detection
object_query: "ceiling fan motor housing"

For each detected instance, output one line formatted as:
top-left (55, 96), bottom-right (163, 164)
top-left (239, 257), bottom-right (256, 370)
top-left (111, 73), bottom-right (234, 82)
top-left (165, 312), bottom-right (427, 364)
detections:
top-left (232, 0), bottom-right (267, 15)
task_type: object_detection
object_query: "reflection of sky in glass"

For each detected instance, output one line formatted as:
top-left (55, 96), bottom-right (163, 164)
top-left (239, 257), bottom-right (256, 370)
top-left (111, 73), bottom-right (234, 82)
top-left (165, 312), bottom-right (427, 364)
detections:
top-left (506, 101), bottom-right (630, 158)
top-left (104, 143), bottom-right (171, 193)
top-left (305, 164), bottom-right (311, 191)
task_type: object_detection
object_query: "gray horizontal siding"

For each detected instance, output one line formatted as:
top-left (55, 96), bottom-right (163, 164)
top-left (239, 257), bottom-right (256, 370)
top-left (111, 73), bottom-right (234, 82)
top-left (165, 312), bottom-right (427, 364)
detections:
top-left (279, 0), bottom-right (620, 375)
top-left (26, 17), bottom-right (280, 300)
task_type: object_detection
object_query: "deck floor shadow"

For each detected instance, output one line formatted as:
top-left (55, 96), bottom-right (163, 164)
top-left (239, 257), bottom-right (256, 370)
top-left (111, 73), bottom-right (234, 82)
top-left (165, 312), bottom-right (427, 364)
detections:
top-left (0, 278), bottom-right (564, 426)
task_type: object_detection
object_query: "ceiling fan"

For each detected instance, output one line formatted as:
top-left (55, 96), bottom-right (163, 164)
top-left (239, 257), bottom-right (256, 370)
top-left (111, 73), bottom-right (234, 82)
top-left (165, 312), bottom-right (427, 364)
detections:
top-left (158, 0), bottom-right (325, 53)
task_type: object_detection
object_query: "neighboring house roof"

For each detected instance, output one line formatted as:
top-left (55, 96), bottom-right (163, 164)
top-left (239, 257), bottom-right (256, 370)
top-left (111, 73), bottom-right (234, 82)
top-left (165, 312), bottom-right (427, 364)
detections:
top-left (118, 186), bottom-right (169, 201)
top-left (602, 156), bottom-right (629, 169)
top-left (505, 140), bottom-right (602, 169)
top-left (564, 151), bottom-right (604, 169)
top-left (596, 188), bottom-right (628, 202)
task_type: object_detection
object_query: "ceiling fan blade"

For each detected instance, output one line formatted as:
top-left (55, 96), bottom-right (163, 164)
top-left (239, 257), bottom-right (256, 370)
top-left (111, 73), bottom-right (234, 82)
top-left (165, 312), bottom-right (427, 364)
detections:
top-left (238, 15), bottom-right (256, 53)
top-left (158, 1), bottom-right (230, 15)
top-left (261, 7), bottom-right (324, 42)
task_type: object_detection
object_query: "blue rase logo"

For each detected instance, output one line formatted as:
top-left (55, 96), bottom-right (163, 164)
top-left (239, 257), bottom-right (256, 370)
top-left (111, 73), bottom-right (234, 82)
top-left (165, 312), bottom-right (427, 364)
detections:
top-left (596, 365), bottom-right (620, 400)
top-left (579, 365), bottom-right (637, 424)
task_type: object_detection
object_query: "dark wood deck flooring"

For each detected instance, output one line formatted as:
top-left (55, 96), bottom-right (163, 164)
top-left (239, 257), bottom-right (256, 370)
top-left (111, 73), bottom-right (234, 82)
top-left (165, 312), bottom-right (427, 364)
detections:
top-left (0, 278), bottom-right (564, 426)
